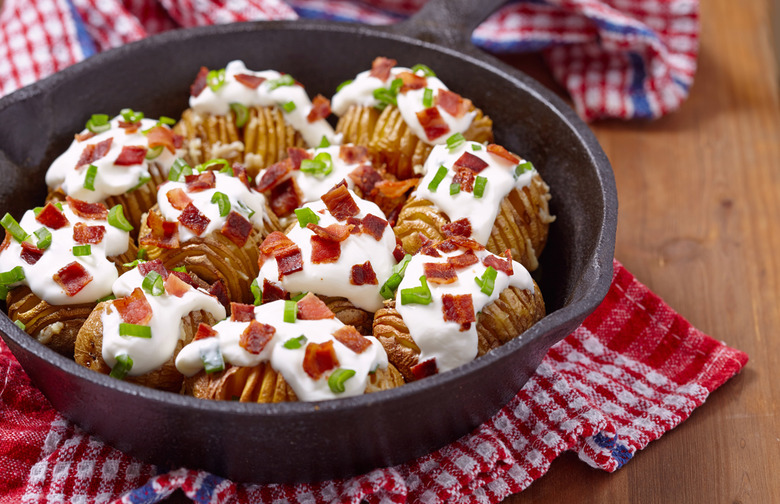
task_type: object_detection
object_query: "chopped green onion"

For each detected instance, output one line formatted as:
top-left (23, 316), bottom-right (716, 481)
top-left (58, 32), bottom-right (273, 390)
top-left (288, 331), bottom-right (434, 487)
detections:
top-left (400, 275), bottom-right (433, 305)
top-left (129, 174), bottom-right (151, 192)
top-left (1, 213), bottom-right (28, 243)
top-left (230, 102), bottom-right (249, 128)
top-left (200, 158), bottom-right (231, 173)
top-left (427, 165), bottom-right (448, 192)
top-left (515, 161), bottom-right (534, 178)
top-left (336, 79), bottom-right (353, 92)
top-left (250, 278), bottom-right (262, 306)
top-left (14, 319), bottom-right (25, 330)
top-left (142, 271), bottom-right (164, 296)
top-left (472, 144), bottom-right (482, 151)
top-left (159, 116), bottom-right (176, 126)
top-left (422, 88), bottom-right (433, 108)
top-left (317, 135), bottom-right (330, 148)
top-left (169, 158), bottom-right (193, 181)
top-left (0, 285), bottom-right (7, 299)
top-left (145, 145), bottom-right (163, 160)
top-left (172, 266), bottom-right (187, 273)
top-left (0, 266), bottom-right (25, 285)
top-left (34, 227), bottom-right (52, 250)
top-left (97, 293), bottom-right (116, 303)
top-left (294, 207), bottom-right (320, 228)
top-left (282, 335), bottom-right (307, 349)
top-left (211, 192), bottom-right (231, 217)
top-left (449, 182), bottom-right (461, 195)
top-left (109, 354), bottom-right (133, 379)
top-left (291, 291), bottom-right (308, 302)
top-left (108, 205), bottom-right (133, 232)
top-left (122, 259), bottom-right (146, 269)
top-left (380, 254), bottom-right (412, 299)
top-left (33, 206), bottom-right (44, 217)
top-left (446, 133), bottom-right (466, 152)
top-left (55, 202), bottom-right (63, 212)
top-left (85, 114), bottom-right (110, 134)
top-left (207, 68), bottom-right (226, 93)
top-left (389, 78), bottom-right (403, 94)
top-left (283, 299), bottom-right (297, 323)
top-left (72, 245), bottom-right (91, 256)
top-left (120, 108), bottom-right (144, 123)
top-left (474, 266), bottom-right (498, 296)
top-left (473, 176), bottom-right (487, 198)
top-left (236, 201), bottom-right (255, 219)
top-left (83, 164), bottom-right (98, 191)
top-left (119, 323), bottom-right (152, 339)
top-left (267, 74), bottom-right (295, 90)
top-left (300, 152), bottom-right (333, 178)
top-left (411, 64), bottom-right (436, 77)
top-left (137, 248), bottom-right (147, 260)
top-left (281, 101), bottom-right (296, 113)
top-left (200, 345), bottom-right (225, 374)
top-left (373, 87), bottom-right (397, 109)
top-left (328, 368), bottom-right (356, 394)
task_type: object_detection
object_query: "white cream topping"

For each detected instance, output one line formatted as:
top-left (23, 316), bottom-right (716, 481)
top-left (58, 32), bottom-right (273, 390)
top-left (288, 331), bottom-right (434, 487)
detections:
top-left (0, 204), bottom-right (130, 305)
top-left (101, 267), bottom-right (226, 376)
top-left (189, 60), bottom-right (337, 148)
top-left (156, 171), bottom-right (268, 243)
top-left (394, 248), bottom-right (534, 373)
top-left (413, 142), bottom-right (536, 244)
top-left (257, 191), bottom-right (397, 312)
top-left (45, 117), bottom-right (182, 203)
top-left (287, 145), bottom-right (363, 204)
top-left (331, 66), bottom-right (476, 145)
top-left (175, 300), bottom-right (388, 401)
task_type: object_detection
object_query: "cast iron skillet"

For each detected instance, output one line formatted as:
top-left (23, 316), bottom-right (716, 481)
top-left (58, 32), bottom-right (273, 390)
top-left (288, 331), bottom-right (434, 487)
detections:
top-left (0, 0), bottom-right (617, 483)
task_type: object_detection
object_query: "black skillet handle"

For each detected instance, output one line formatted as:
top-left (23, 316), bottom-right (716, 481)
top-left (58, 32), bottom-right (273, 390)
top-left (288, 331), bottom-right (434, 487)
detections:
top-left (388, 0), bottom-right (508, 54)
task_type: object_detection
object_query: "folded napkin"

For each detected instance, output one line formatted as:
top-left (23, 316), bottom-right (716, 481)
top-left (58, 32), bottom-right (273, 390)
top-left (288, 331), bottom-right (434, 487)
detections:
top-left (0, 260), bottom-right (747, 503)
top-left (0, 0), bottom-right (699, 121)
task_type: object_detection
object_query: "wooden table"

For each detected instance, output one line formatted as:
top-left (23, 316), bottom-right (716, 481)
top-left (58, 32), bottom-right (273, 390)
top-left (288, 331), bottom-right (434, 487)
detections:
top-left (500, 0), bottom-right (780, 501)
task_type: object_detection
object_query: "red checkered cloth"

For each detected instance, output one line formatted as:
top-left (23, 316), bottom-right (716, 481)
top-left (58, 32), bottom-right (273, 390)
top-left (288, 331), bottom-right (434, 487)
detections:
top-left (0, 261), bottom-right (747, 503)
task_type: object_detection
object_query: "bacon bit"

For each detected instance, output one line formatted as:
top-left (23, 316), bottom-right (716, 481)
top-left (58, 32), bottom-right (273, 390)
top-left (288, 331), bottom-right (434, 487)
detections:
top-left (339, 145), bottom-right (368, 165)
top-left (398, 71), bottom-right (427, 93)
top-left (322, 183), bottom-right (359, 221)
top-left (448, 235), bottom-right (484, 252)
top-left (0, 232), bottom-right (10, 254)
top-left (442, 294), bottom-right (475, 331)
top-left (302, 340), bottom-right (339, 380)
top-left (420, 245), bottom-right (440, 258)
top-left (208, 279), bottom-right (230, 309)
top-left (66, 196), bottom-right (108, 220)
top-left (452, 167), bottom-right (475, 193)
top-left (114, 145), bottom-right (148, 166)
top-left (486, 144), bottom-right (520, 164)
top-left (287, 147), bottom-right (312, 171)
top-left (347, 164), bottom-right (381, 198)
top-left (376, 178), bottom-right (418, 199)
top-left (483, 250), bottom-right (514, 276)
top-left (454, 152), bottom-right (489, 173)
top-left (423, 262), bottom-right (457, 284)
top-left (276, 245), bottom-right (303, 279)
top-left (442, 218), bottom-right (472, 239)
top-left (76, 138), bottom-right (113, 169)
top-left (35, 203), bottom-right (69, 229)
top-left (72, 223), bottom-right (106, 244)
top-left (20, 242), bottom-right (44, 265)
top-left (307, 223), bottom-right (352, 242)
top-left (75, 131), bottom-right (96, 142)
top-left (164, 272), bottom-right (191, 298)
top-left (173, 134), bottom-right (183, 149)
top-left (260, 231), bottom-right (295, 255)
top-left (113, 287), bottom-right (152, 324)
top-left (270, 178), bottom-right (301, 217)
top-left (193, 322), bottom-right (217, 341)
top-left (172, 270), bottom-right (199, 288)
top-left (416, 107), bottom-right (450, 141)
top-left (118, 121), bottom-right (140, 134)
top-left (235, 73), bottom-right (266, 89)
top-left (232, 164), bottom-right (252, 189)
top-left (310, 235), bottom-right (341, 264)
top-left (411, 358), bottom-right (438, 381)
top-left (436, 240), bottom-right (458, 253)
top-left (350, 261), bottom-right (378, 286)
top-left (332, 325), bottom-right (371, 353)
top-left (178, 203), bottom-right (210, 236)
top-left (262, 279), bottom-right (287, 303)
top-left (447, 250), bottom-right (479, 269)
top-left (369, 57), bottom-right (397, 82)
top-left (418, 233), bottom-right (434, 249)
top-left (307, 94), bottom-right (331, 123)
top-left (435, 89), bottom-right (471, 118)
top-left (360, 214), bottom-right (387, 241)
top-left (138, 259), bottom-right (167, 278)
top-left (230, 302), bottom-right (256, 322)
top-left (166, 188), bottom-right (192, 210)
top-left (139, 211), bottom-right (179, 249)
top-left (146, 126), bottom-right (179, 154)
top-left (190, 66), bottom-right (209, 97)
top-left (296, 293), bottom-right (336, 321)
top-left (240, 320), bottom-right (275, 355)
top-left (393, 241), bottom-right (406, 263)
top-left (347, 217), bottom-right (362, 235)
top-left (185, 171), bottom-right (216, 192)
top-left (221, 211), bottom-right (252, 247)
top-left (256, 159), bottom-right (293, 192)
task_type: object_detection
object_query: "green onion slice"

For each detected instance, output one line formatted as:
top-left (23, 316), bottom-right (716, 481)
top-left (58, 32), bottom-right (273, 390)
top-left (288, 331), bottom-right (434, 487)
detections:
top-left (169, 158), bottom-right (193, 181)
top-left (281, 101), bottom-right (296, 113)
top-left (109, 354), bottom-right (133, 379)
top-left (108, 205), bottom-right (134, 232)
top-left (72, 244), bottom-right (91, 256)
top-left (137, 248), bottom-right (147, 260)
top-left (129, 174), bottom-right (151, 192)
top-left (450, 182), bottom-right (461, 195)
top-left (236, 201), bottom-right (256, 219)
top-left (14, 319), bottom-right (26, 330)
top-left (122, 259), bottom-right (146, 269)
top-left (200, 344), bottom-right (225, 374)
top-left (514, 161), bottom-right (534, 178)
top-left (446, 133), bottom-right (466, 152)
top-left (474, 266), bottom-right (498, 296)
top-left (290, 291), bottom-right (308, 302)
top-left (145, 145), bottom-right (163, 160)
top-left (300, 152), bottom-right (333, 178)
top-left (159, 116), bottom-right (176, 126)
top-left (379, 254), bottom-right (412, 299)
top-left (427, 165), bottom-right (448, 192)
top-left (0, 266), bottom-right (25, 285)
top-left (473, 176), bottom-right (487, 198)
top-left (250, 278), bottom-right (262, 306)
top-left (336, 79), bottom-right (353, 92)
top-left (120, 108), bottom-right (144, 123)
top-left (282, 335), bottom-right (307, 349)
top-left (267, 74), bottom-right (295, 90)
top-left (317, 135), bottom-right (330, 148)
top-left (472, 144), bottom-right (482, 151)
top-left (83, 164), bottom-right (98, 191)
top-left (207, 68), bottom-right (227, 93)
top-left (283, 299), bottom-right (297, 323)
top-left (119, 323), bottom-right (152, 339)
top-left (142, 270), bottom-right (164, 296)
top-left (373, 87), bottom-right (397, 109)
top-left (400, 275), bottom-right (433, 305)
top-left (328, 368), bottom-right (356, 394)
top-left (423, 88), bottom-right (433, 108)
top-left (411, 64), bottom-right (436, 77)
top-left (34, 227), bottom-right (52, 250)
top-left (86, 114), bottom-right (110, 134)
top-left (200, 158), bottom-right (231, 174)
top-left (97, 293), bottom-right (116, 303)
top-left (1, 213), bottom-right (28, 243)
top-left (211, 192), bottom-right (231, 217)
top-left (172, 266), bottom-right (187, 273)
top-left (230, 102), bottom-right (249, 128)
top-left (294, 207), bottom-right (320, 228)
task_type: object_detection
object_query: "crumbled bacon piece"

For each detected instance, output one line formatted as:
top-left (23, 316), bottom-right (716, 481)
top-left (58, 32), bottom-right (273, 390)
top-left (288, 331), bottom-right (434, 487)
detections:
top-left (166, 188), bottom-right (192, 210)
top-left (230, 302), bottom-right (256, 322)
top-left (208, 279), bottom-right (230, 309)
top-left (483, 250), bottom-right (514, 276)
top-left (452, 167), bottom-right (475, 193)
top-left (221, 211), bottom-right (252, 247)
top-left (146, 126), bottom-right (180, 154)
top-left (262, 279), bottom-right (287, 303)
top-left (307, 223), bottom-right (351, 242)
top-left (454, 152), bottom-right (488, 173)
top-left (0, 232), bottom-right (9, 253)
top-left (232, 164), bottom-right (252, 189)
top-left (66, 196), bottom-right (108, 220)
top-left (190, 66), bottom-right (209, 97)
top-left (193, 322), bottom-right (217, 341)
top-left (139, 211), bottom-right (179, 249)
top-left (287, 147), bottom-right (312, 171)
top-left (76, 138), bottom-right (113, 168)
top-left (340, 145), bottom-right (368, 165)
top-left (348, 164), bottom-right (382, 198)
top-left (398, 71), bottom-right (427, 94)
top-left (296, 293), bottom-right (336, 321)
top-left (350, 261), bottom-right (378, 286)
top-left (256, 159), bottom-right (292, 192)
top-left (486, 144), bottom-right (520, 164)
top-left (347, 217), bottom-right (362, 235)
top-left (360, 214), bottom-right (387, 241)
top-left (235, 73), bottom-right (266, 89)
top-left (420, 245), bottom-right (440, 257)
top-left (172, 270), bottom-right (199, 288)
top-left (35, 203), bottom-right (69, 229)
top-left (416, 107), bottom-right (450, 141)
top-left (138, 259), bottom-right (167, 278)
top-left (240, 320), bottom-right (275, 355)
top-left (322, 183), bottom-right (359, 221)
top-left (178, 203), bottom-right (210, 236)
top-left (164, 272), bottom-right (191, 298)
top-left (114, 145), bottom-right (148, 166)
top-left (20, 242), bottom-right (44, 265)
top-left (393, 240), bottom-right (406, 263)
top-left (442, 294), bottom-right (475, 331)
top-left (442, 218), bottom-right (472, 239)
top-left (447, 250), bottom-right (479, 269)
top-left (448, 235), bottom-right (484, 251)
top-left (307, 94), bottom-right (331, 123)
top-left (369, 57), bottom-right (397, 82)
top-left (260, 231), bottom-right (295, 255)
top-left (435, 89), bottom-right (471, 118)
top-left (436, 240), bottom-right (458, 253)
top-left (75, 131), bottom-right (96, 142)
top-left (72, 223), bottom-right (106, 244)
top-left (113, 287), bottom-right (152, 325)
top-left (270, 178), bottom-right (301, 217)
top-left (332, 325), bottom-right (371, 353)
top-left (411, 358), bottom-right (438, 381)
top-left (185, 171), bottom-right (216, 192)
top-left (118, 121), bottom-right (140, 134)
top-left (302, 340), bottom-right (339, 379)
top-left (310, 235), bottom-right (341, 264)
top-left (423, 262), bottom-right (457, 284)
top-left (276, 245), bottom-right (303, 279)
top-left (376, 178), bottom-right (418, 199)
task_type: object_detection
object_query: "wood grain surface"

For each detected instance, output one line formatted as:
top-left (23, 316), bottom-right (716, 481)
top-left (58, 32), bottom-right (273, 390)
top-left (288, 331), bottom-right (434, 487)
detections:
top-left (500, 0), bottom-right (780, 502)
